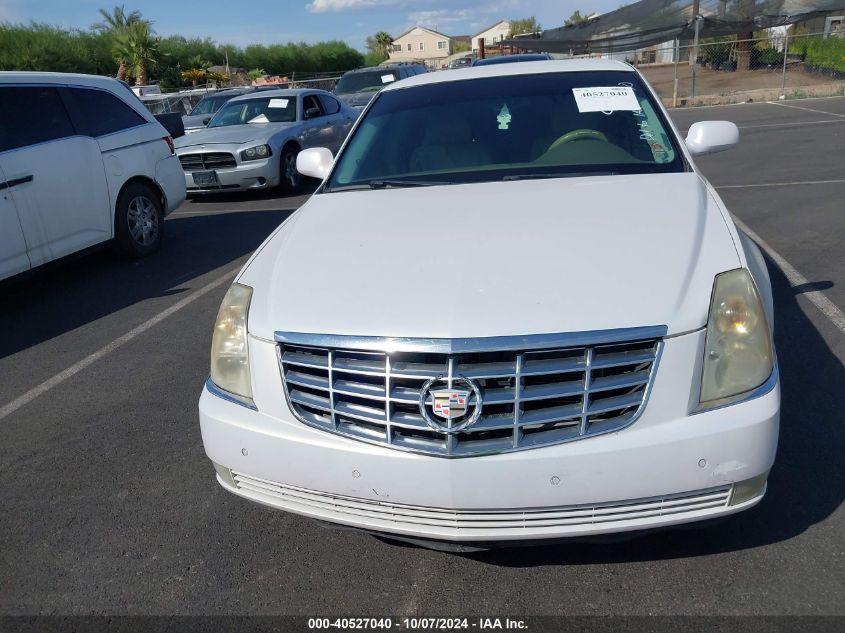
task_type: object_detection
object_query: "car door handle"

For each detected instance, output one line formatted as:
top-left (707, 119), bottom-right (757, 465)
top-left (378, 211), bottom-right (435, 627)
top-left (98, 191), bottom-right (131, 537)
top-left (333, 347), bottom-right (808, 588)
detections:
top-left (0, 174), bottom-right (33, 191)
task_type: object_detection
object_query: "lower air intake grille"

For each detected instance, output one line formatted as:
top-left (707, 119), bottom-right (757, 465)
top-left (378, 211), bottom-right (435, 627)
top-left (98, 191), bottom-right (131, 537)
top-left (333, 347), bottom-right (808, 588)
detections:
top-left (233, 472), bottom-right (731, 532)
top-left (277, 329), bottom-right (663, 457)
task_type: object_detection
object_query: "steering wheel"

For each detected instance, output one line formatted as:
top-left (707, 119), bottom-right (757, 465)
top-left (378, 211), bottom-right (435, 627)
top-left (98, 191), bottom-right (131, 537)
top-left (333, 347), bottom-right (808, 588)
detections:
top-left (547, 128), bottom-right (609, 152)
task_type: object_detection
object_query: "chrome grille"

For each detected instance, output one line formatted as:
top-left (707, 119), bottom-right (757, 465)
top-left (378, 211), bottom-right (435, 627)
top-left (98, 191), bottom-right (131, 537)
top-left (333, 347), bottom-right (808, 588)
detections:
top-left (277, 329), bottom-right (664, 457)
top-left (178, 152), bottom-right (236, 171)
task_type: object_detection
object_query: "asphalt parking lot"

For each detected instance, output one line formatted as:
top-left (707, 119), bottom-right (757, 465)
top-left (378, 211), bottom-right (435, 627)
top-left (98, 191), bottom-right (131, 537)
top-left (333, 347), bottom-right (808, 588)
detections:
top-left (0, 97), bottom-right (843, 617)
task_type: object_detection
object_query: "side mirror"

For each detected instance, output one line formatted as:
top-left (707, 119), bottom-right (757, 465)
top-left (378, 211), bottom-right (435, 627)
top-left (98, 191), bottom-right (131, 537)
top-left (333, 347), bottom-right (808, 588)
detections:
top-left (154, 113), bottom-right (185, 138)
top-left (296, 147), bottom-right (334, 180)
top-left (304, 107), bottom-right (321, 120)
top-left (203, 117), bottom-right (211, 125)
top-left (685, 121), bottom-right (739, 156)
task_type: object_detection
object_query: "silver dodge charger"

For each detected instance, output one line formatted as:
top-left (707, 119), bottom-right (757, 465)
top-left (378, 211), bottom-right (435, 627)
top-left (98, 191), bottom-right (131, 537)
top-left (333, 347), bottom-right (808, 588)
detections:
top-left (175, 88), bottom-right (356, 195)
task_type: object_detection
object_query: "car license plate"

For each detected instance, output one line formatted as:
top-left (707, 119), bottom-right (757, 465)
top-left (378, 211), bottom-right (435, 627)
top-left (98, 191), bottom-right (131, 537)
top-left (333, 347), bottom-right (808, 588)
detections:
top-left (193, 171), bottom-right (219, 187)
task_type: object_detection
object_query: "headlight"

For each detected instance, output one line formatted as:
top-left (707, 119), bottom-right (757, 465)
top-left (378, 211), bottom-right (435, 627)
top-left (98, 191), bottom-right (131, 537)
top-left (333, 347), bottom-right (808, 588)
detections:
top-left (240, 144), bottom-right (271, 161)
top-left (210, 283), bottom-right (254, 407)
top-left (699, 269), bottom-right (773, 409)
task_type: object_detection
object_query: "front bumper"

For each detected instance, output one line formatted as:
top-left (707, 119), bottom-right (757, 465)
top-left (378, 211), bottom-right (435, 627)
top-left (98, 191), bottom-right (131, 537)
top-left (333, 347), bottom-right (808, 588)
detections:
top-left (198, 329), bottom-right (779, 542)
top-left (181, 157), bottom-right (279, 193)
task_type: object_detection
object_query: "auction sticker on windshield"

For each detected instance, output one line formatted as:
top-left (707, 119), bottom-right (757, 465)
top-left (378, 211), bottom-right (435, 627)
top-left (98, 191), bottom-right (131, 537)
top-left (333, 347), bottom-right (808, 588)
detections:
top-left (269, 98), bottom-right (289, 108)
top-left (380, 74), bottom-right (396, 83)
top-left (573, 86), bottom-right (640, 113)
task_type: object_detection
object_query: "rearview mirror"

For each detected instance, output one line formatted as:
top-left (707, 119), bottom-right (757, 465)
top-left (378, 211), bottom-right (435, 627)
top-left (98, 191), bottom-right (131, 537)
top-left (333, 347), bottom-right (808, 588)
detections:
top-left (685, 121), bottom-right (739, 156)
top-left (296, 147), bottom-right (334, 180)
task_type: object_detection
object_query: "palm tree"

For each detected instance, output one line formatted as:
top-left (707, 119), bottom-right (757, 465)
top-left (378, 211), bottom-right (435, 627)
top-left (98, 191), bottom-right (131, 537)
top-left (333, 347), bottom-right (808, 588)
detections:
top-left (374, 31), bottom-right (393, 58)
top-left (93, 5), bottom-right (143, 32)
top-left (114, 21), bottom-right (160, 85)
top-left (94, 5), bottom-right (145, 80)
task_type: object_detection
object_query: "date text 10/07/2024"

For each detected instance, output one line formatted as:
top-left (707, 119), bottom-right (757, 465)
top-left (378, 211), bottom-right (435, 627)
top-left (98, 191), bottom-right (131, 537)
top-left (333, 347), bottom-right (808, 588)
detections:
top-left (307, 618), bottom-right (529, 630)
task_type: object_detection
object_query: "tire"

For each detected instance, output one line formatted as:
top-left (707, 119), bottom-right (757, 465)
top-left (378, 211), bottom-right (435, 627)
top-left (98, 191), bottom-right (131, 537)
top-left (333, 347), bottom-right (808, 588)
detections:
top-left (278, 144), bottom-right (302, 195)
top-left (114, 182), bottom-right (163, 258)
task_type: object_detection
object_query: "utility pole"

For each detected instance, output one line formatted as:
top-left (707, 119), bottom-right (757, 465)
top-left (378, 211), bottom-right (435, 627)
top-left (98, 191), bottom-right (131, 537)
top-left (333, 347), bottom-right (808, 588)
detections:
top-left (673, 38), bottom-right (679, 107)
top-left (691, 0), bottom-right (701, 98)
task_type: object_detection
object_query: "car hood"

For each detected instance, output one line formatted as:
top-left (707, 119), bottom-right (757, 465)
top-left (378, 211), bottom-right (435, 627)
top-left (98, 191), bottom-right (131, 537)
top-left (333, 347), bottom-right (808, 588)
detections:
top-left (174, 123), bottom-right (293, 148)
top-left (240, 173), bottom-right (740, 340)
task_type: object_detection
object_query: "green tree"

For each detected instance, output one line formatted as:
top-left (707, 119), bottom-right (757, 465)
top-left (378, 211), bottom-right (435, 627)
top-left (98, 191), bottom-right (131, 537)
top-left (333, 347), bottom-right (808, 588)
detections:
top-left (366, 31), bottom-right (393, 61)
top-left (247, 68), bottom-right (266, 80)
top-left (509, 17), bottom-right (542, 36)
top-left (0, 21), bottom-right (364, 91)
top-left (186, 54), bottom-right (211, 70)
top-left (114, 21), bottom-right (160, 85)
top-left (565, 10), bottom-right (588, 26)
top-left (94, 5), bottom-right (146, 79)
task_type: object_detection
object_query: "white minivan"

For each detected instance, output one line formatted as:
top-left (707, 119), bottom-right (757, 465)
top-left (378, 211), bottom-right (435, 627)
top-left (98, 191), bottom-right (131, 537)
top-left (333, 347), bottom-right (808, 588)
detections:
top-left (0, 72), bottom-right (186, 281)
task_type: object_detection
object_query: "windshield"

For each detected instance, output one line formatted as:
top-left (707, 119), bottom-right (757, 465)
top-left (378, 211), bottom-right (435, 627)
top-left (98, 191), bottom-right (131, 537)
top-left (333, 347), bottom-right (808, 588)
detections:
top-left (326, 71), bottom-right (685, 191)
top-left (191, 94), bottom-right (238, 116)
top-left (208, 96), bottom-right (297, 127)
top-left (335, 70), bottom-right (398, 95)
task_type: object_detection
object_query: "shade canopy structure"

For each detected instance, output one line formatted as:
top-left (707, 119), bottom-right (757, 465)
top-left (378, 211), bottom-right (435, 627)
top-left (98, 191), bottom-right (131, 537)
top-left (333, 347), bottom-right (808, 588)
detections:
top-left (506, 0), bottom-right (845, 54)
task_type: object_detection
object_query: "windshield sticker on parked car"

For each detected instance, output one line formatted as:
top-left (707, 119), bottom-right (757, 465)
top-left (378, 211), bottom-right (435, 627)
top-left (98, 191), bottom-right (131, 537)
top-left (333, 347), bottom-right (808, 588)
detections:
top-left (248, 114), bottom-right (270, 123)
top-left (572, 87), bottom-right (640, 113)
top-left (380, 74), bottom-right (396, 84)
top-left (269, 98), bottom-right (289, 108)
top-left (497, 104), bottom-right (512, 130)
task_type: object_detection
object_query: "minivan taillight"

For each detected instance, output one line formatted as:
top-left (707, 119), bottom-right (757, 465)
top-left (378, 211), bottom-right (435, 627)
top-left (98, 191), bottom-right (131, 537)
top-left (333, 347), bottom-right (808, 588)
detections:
top-left (163, 136), bottom-right (175, 154)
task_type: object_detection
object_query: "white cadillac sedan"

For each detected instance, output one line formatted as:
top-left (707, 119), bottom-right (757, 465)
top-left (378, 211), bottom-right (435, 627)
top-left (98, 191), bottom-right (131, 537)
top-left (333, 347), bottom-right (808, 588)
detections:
top-left (199, 60), bottom-right (779, 547)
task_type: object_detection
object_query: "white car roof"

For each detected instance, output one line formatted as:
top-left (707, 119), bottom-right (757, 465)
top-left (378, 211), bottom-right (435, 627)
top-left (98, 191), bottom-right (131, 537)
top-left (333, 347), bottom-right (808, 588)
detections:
top-left (0, 71), bottom-right (127, 90)
top-left (382, 58), bottom-right (635, 92)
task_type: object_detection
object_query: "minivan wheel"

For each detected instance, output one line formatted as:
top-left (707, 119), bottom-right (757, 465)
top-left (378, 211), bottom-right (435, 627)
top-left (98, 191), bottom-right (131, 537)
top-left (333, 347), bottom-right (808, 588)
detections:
top-left (114, 182), bottom-right (163, 257)
top-left (278, 145), bottom-right (302, 195)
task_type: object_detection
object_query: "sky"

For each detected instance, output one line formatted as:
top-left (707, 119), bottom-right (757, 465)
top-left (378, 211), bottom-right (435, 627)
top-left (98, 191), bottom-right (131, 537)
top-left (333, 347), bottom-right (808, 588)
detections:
top-left (0, 0), bottom-right (623, 51)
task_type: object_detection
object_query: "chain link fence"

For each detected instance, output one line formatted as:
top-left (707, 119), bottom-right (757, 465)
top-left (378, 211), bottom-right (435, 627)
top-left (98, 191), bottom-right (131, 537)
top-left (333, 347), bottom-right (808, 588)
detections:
top-left (574, 31), bottom-right (845, 107)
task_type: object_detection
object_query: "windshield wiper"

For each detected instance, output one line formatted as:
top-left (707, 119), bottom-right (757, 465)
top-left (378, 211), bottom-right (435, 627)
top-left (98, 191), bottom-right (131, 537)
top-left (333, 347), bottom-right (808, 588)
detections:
top-left (368, 179), bottom-right (452, 189)
top-left (502, 172), bottom-right (618, 181)
top-left (325, 180), bottom-right (451, 193)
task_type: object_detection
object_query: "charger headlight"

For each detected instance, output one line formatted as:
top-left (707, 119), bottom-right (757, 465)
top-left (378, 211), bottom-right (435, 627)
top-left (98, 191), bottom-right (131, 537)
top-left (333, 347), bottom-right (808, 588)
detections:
top-left (210, 283), bottom-right (254, 407)
top-left (240, 144), bottom-right (271, 161)
top-left (699, 269), bottom-right (773, 409)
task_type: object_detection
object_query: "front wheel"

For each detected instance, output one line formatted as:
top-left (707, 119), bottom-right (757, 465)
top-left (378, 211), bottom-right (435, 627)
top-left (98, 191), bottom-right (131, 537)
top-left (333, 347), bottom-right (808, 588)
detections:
top-left (114, 182), bottom-right (163, 258)
top-left (278, 145), bottom-right (302, 195)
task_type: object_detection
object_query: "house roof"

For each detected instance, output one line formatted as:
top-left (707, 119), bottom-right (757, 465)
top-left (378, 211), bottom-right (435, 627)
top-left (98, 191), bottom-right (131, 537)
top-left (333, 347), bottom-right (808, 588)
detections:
top-left (392, 25), bottom-right (452, 42)
top-left (472, 19), bottom-right (510, 39)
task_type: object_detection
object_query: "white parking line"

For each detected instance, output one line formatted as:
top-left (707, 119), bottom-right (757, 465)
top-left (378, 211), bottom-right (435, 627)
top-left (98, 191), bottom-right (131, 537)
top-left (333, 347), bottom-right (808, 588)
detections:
top-left (732, 216), bottom-right (845, 334)
top-left (0, 266), bottom-right (240, 422)
top-left (737, 119), bottom-right (845, 129)
top-left (717, 178), bottom-right (845, 189)
top-left (767, 101), bottom-right (845, 118)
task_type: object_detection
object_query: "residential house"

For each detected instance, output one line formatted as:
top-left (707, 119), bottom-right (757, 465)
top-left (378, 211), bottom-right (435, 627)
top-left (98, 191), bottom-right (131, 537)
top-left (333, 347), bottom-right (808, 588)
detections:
top-left (791, 10), bottom-right (845, 37)
top-left (472, 20), bottom-right (511, 54)
top-left (388, 27), bottom-right (453, 67)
